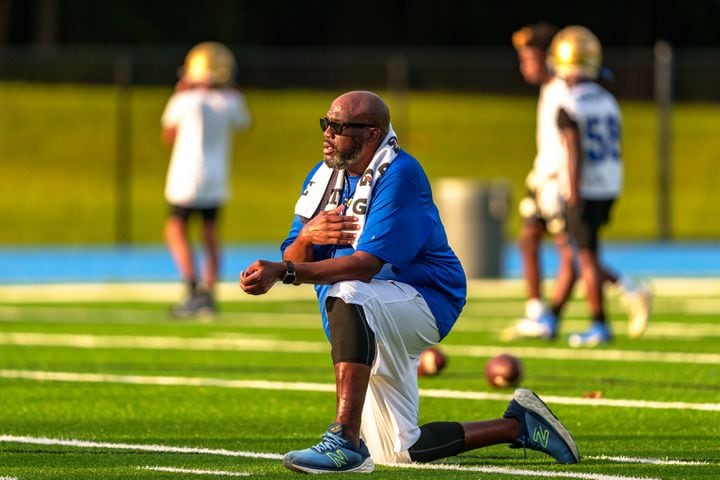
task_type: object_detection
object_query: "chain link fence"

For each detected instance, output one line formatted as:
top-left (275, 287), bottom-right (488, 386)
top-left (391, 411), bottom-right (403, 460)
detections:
top-left (2, 46), bottom-right (719, 244)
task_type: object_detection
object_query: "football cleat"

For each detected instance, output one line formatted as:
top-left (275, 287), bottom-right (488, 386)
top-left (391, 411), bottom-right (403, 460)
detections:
top-left (503, 388), bottom-right (580, 464)
top-left (568, 322), bottom-right (611, 348)
top-left (283, 423), bottom-right (375, 474)
top-left (621, 283), bottom-right (652, 339)
top-left (171, 290), bottom-right (216, 319)
top-left (514, 312), bottom-right (558, 340)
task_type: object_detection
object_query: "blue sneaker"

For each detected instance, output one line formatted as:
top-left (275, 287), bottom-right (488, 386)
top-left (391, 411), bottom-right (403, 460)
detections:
top-left (515, 312), bottom-right (558, 340)
top-left (283, 423), bottom-right (375, 474)
top-left (503, 389), bottom-right (580, 464)
top-left (537, 312), bottom-right (558, 339)
top-left (568, 322), bottom-right (611, 348)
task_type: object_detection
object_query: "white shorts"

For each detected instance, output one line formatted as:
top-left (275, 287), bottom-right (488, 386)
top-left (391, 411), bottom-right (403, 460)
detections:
top-left (326, 279), bottom-right (440, 465)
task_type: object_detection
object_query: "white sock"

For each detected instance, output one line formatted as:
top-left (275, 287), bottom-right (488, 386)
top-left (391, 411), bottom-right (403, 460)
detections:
top-left (525, 298), bottom-right (546, 320)
top-left (617, 275), bottom-right (638, 294)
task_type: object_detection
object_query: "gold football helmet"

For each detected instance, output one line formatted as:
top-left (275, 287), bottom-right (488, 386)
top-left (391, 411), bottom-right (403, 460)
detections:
top-left (181, 41), bottom-right (236, 87)
top-left (549, 26), bottom-right (602, 79)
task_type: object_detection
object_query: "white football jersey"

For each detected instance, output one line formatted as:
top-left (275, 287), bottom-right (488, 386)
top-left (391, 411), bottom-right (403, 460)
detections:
top-left (162, 88), bottom-right (251, 206)
top-left (530, 76), bottom-right (569, 187)
top-left (558, 81), bottom-right (623, 200)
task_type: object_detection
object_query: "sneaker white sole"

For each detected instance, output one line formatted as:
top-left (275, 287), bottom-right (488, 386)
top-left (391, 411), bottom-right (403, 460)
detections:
top-left (627, 290), bottom-right (652, 339)
top-left (513, 318), bottom-right (553, 339)
top-left (283, 456), bottom-right (375, 474)
top-left (513, 388), bottom-right (580, 463)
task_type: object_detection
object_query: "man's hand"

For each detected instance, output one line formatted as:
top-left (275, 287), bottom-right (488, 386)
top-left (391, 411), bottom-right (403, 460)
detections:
top-left (239, 260), bottom-right (284, 295)
top-left (300, 205), bottom-right (359, 246)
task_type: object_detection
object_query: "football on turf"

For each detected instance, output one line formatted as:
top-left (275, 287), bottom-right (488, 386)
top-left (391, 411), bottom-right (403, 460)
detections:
top-left (485, 353), bottom-right (523, 388)
top-left (417, 346), bottom-right (447, 376)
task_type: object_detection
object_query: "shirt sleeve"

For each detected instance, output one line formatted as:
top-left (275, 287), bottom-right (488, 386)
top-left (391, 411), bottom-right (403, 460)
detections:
top-left (161, 93), bottom-right (182, 128)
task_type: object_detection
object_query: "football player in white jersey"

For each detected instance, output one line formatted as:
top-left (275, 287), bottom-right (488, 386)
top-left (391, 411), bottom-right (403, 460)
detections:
top-left (510, 25), bottom-right (651, 345)
top-left (510, 24), bottom-right (579, 339)
top-left (547, 26), bottom-right (651, 347)
top-left (162, 42), bottom-right (251, 317)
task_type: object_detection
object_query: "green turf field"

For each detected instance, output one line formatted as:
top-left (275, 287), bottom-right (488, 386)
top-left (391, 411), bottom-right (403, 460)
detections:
top-left (0, 282), bottom-right (718, 479)
top-left (2, 82), bottom-right (720, 244)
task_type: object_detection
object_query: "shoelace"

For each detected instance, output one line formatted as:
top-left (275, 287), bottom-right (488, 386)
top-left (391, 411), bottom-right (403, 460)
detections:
top-left (311, 431), bottom-right (346, 453)
top-left (510, 434), bottom-right (531, 460)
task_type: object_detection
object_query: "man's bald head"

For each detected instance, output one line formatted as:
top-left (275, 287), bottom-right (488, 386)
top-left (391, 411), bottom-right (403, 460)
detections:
top-left (329, 91), bottom-right (390, 138)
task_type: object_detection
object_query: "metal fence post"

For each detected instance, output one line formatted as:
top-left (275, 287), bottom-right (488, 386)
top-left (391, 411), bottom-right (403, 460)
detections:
top-left (114, 53), bottom-right (133, 244)
top-left (386, 53), bottom-right (410, 141)
top-left (654, 40), bottom-right (673, 240)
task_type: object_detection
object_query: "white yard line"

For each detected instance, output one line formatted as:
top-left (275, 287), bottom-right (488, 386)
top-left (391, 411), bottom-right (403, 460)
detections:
top-left (0, 332), bottom-right (328, 354)
top-left (1, 369), bottom-right (718, 412)
top-left (444, 344), bottom-right (720, 365)
top-left (394, 461), bottom-right (661, 480)
top-left (0, 369), bottom-right (335, 393)
top-left (140, 466), bottom-right (251, 476)
top-left (629, 322), bottom-right (720, 338)
top-left (418, 388), bottom-right (720, 411)
top-left (0, 282), bottom-right (315, 303)
top-left (1, 331), bottom-right (719, 365)
top-left (0, 434), bottom-right (668, 480)
top-left (2, 305), bottom-right (719, 338)
top-left (586, 455), bottom-right (711, 466)
top-left (0, 435), bottom-right (282, 460)
top-left (2, 278), bottom-right (720, 302)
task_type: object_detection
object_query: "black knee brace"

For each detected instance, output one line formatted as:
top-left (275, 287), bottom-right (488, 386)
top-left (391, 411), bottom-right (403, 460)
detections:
top-left (408, 422), bottom-right (465, 463)
top-left (326, 297), bottom-right (376, 367)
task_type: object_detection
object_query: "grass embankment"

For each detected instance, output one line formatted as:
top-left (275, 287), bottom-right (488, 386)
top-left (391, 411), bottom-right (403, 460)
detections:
top-left (2, 83), bottom-right (719, 243)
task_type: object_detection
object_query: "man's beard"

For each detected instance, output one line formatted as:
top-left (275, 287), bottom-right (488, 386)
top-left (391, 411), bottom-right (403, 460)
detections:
top-left (324, 136), bottom-right (363, 170)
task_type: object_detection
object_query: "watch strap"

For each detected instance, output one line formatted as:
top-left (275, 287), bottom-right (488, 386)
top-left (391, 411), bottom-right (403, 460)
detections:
top-left (282, 261), bottom-right (297, 284)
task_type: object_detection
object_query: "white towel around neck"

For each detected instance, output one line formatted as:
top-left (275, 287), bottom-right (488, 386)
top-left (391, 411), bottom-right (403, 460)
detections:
top-left (294, 125), bottom-right (399, 248)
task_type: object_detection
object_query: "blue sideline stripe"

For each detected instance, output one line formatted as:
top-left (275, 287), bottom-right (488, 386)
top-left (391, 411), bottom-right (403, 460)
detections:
top-left (0, 242), bottom-right (718, 284)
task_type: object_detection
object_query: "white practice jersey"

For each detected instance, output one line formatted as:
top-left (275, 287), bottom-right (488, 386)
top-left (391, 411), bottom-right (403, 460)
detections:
top-left (558, 81), bottom-right (623, 200)
top-left (531, 76), bottom-right (570, 187)
top-left (162, 88), bottom-right (251, 206)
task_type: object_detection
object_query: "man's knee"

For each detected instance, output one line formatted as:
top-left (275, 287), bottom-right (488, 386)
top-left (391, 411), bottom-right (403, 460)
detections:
top-left (408, 422), bottom-right (465, 463)
top-left (326, 297), bottom-right (376, 367)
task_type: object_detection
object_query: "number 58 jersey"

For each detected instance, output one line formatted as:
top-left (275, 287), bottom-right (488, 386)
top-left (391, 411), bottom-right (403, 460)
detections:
top-left (558, 81), bottom-right (623, 200)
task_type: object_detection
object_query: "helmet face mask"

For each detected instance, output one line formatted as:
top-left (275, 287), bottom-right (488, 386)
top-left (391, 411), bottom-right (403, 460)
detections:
top-left (181, 41), bottom-right (237, 87)
top-left (548, 26), bottom-right (602, 80)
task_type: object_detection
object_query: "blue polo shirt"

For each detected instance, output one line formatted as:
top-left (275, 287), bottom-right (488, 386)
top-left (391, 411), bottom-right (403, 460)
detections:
top-left (281, 149), bottom-right (466, 340)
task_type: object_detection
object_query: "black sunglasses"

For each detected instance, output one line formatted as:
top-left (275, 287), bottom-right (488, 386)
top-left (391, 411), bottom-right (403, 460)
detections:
top-left (320, 117), bottom-right (377, 135)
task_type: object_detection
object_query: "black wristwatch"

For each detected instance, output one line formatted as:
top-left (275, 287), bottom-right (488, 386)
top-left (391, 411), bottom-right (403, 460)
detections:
top-left (281, 261), bottom-right (297, 285)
